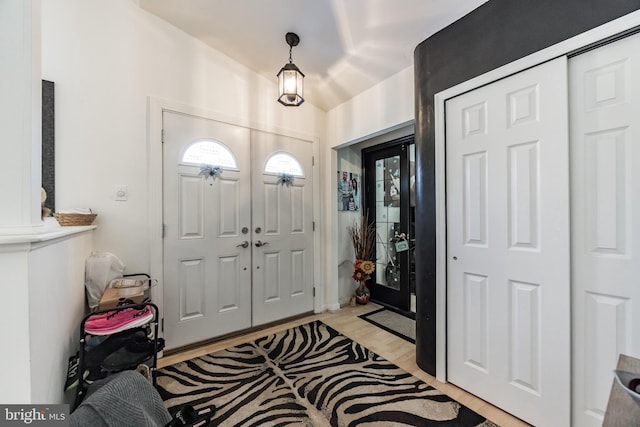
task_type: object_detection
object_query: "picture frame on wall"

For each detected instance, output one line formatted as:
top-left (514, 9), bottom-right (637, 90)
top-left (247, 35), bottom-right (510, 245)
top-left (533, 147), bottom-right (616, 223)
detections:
top-left (337, 171), bottom-right (360, 212)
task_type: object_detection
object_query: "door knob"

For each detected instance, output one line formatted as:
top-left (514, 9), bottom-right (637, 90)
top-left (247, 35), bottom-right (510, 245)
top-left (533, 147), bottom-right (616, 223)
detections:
top-left (255, 240), bottom-right (269, 247)
top-left (236, 241), bottom-right (249, 248)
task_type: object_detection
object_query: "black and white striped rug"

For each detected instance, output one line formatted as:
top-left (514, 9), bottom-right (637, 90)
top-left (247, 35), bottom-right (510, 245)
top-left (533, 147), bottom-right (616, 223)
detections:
top-left (156, 320), bottom-right (497, 426)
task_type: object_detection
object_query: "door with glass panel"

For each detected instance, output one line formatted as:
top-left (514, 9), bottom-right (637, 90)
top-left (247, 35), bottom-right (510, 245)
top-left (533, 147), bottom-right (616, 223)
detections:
top-left (251, 130), bottom-right (314, 326)
top-left (162, 111), bottom-right (252, 350)
top-left (363, 137), bottom-right (415, 312)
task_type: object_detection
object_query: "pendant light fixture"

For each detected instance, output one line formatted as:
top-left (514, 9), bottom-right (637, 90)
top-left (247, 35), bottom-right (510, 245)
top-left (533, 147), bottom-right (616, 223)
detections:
top-left (277, 32), bottom-right (305, 106)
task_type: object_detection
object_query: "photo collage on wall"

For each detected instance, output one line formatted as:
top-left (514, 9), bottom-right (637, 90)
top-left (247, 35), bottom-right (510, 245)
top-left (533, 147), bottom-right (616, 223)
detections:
top-left (337, 171), bottom-right (360, 212)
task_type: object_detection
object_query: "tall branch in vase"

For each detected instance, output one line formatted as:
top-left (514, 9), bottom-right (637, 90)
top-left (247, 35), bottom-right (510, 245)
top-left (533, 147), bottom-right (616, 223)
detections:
top-left (348, 213), bottom-right (376, 304)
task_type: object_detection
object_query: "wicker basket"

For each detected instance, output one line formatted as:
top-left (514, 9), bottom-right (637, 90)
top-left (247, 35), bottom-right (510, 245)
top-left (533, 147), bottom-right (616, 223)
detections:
top-left (54, 213), bottom-right (97, 226)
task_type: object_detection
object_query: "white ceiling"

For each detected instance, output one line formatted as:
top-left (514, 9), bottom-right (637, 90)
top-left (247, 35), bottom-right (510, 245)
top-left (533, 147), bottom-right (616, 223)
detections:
top-left (138, 0), bottom-right (488, 111)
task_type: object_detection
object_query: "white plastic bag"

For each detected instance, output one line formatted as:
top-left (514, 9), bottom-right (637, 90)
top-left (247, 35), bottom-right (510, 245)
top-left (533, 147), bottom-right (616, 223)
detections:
top-left (85, 251), bottom-right (125, 309)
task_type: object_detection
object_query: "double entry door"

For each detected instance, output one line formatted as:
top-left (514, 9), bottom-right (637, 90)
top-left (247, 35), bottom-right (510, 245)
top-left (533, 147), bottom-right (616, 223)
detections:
top-left (162, 111), bottom-right (314, 350)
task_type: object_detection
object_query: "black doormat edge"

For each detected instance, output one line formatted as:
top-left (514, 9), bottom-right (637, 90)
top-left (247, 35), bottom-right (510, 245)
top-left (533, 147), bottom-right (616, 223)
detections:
top-left (358, 308), bottom-right (416, 344)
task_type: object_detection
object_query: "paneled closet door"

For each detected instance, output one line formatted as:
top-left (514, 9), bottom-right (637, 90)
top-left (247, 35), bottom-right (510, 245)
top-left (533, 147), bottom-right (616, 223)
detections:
top-left (446, 57), bottom-right (570, 426)
top-left (570, 32), bottom-right (640, 427)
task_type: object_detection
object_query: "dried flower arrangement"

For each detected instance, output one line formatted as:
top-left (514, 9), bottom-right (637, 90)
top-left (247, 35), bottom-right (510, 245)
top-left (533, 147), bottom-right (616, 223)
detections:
top-left (348, 213), bottom-right (376, 303)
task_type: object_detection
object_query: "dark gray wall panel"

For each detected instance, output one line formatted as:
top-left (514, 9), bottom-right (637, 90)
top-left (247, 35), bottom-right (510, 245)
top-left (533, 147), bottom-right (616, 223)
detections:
top-left (42, 80), bottom-right (55, 212)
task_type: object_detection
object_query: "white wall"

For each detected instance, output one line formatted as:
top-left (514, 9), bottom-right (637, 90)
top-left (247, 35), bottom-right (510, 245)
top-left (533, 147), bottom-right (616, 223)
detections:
top-left (336, 148), bottom-right (363, 305)
top-left (41, 1), bottom-right (415, 316)
top-left (0, 0), bottom-right (92, 406)
top-left (326, 66), bottom-right (414, 149)
top-left (0, 229), bottom-right (93, 404)
top-left (41, 0), bottom-right (325, 276)
top-left (36, 1), bottom-right (416, 379)
top-left (0, 0), bottom-right (416, 405)
top-left (29, 231), bottom-right (94, 403)
top-left (0, 245), bottom-right (32, 402)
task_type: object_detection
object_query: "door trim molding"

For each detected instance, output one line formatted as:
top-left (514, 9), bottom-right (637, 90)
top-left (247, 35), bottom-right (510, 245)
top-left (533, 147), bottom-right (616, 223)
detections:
top-left (147, 97), bottom-right (322, 329)
top-left (433, 10), bottom-right (640, 382)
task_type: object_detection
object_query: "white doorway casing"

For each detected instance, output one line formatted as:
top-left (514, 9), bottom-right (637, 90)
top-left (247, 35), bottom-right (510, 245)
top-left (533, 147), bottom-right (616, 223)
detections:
top-left (434, 9), bottom-right (640, 427)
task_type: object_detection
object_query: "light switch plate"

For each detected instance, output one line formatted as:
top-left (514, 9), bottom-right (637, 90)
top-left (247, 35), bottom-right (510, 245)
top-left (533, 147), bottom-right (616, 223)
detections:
top-left (114, 185), bottom-right (128, 201)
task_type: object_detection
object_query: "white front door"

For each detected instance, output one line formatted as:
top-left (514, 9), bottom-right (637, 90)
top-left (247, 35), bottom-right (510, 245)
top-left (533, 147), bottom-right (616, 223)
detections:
top-left (445, 57), bottom-right (570, 426)
top-left (570, 32), bottom-right (640, 427)
top-left (162, 113), bottom-right (315, 349)
top-left (251, 130), bottom-right (314, 326)
top-left (162, 111), bottom-right (252, 350)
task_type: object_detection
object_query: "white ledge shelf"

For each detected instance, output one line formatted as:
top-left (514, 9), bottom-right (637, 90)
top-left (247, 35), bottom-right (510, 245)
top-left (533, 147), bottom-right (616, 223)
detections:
top-left (0, 225), bottom-right (96, 245)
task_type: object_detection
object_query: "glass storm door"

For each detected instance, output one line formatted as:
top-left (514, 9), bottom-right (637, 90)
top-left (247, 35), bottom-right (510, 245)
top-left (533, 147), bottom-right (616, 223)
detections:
top-left (363, 136), bottom-right (415, 313)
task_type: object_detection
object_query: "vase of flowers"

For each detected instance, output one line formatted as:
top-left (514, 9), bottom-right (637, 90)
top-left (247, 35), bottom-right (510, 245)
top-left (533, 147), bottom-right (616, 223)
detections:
top-left (349, 213), bottom-right (376, 305)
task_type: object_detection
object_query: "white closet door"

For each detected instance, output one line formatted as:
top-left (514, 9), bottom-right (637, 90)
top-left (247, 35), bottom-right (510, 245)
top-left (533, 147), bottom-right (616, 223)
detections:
top-left (570, 32), bottom-right (640, 427)
top-left (446, 57), bottom-right (570, 426)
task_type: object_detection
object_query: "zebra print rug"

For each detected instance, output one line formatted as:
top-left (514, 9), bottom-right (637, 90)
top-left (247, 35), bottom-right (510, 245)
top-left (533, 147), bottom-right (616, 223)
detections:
top-left (156, 320), bottom-right (497, 426)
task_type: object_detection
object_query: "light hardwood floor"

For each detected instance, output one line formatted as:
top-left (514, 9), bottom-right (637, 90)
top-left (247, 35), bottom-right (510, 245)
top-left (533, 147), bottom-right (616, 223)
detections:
top-left (158, 302), bottom-right (531, 427)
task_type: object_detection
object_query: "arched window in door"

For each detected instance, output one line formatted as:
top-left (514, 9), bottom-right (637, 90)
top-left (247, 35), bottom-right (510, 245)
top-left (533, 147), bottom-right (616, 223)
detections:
top-left (180, 139), bottom-right (238, 169)
top-left (263, 151), bottom-right (304, 177)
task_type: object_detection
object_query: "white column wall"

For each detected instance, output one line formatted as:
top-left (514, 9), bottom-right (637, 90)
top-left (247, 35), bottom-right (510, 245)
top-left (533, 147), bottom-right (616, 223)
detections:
top-left (0, 246), bottom-right (32, 402)
top-left (0, 0), bottom-right (42, 232)
top-left (29, 231), bottom-right (94, 404)
top-left (0, 0), bottom-right (41, 404)
top-left (0, 229), bottom-right (94, 405)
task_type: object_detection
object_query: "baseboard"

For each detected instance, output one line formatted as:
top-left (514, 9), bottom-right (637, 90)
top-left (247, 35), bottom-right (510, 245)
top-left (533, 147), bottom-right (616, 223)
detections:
top-left (327, 302), bottom-right (341, 312)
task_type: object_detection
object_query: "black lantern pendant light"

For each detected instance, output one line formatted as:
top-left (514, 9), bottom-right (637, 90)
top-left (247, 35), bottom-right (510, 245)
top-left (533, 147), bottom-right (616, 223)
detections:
top-left (277, 32), bottom-right (305, 106)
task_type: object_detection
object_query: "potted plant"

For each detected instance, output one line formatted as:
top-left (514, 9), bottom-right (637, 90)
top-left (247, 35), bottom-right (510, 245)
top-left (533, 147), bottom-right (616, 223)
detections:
top-left (348, 214), bottom-right (376, 304)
